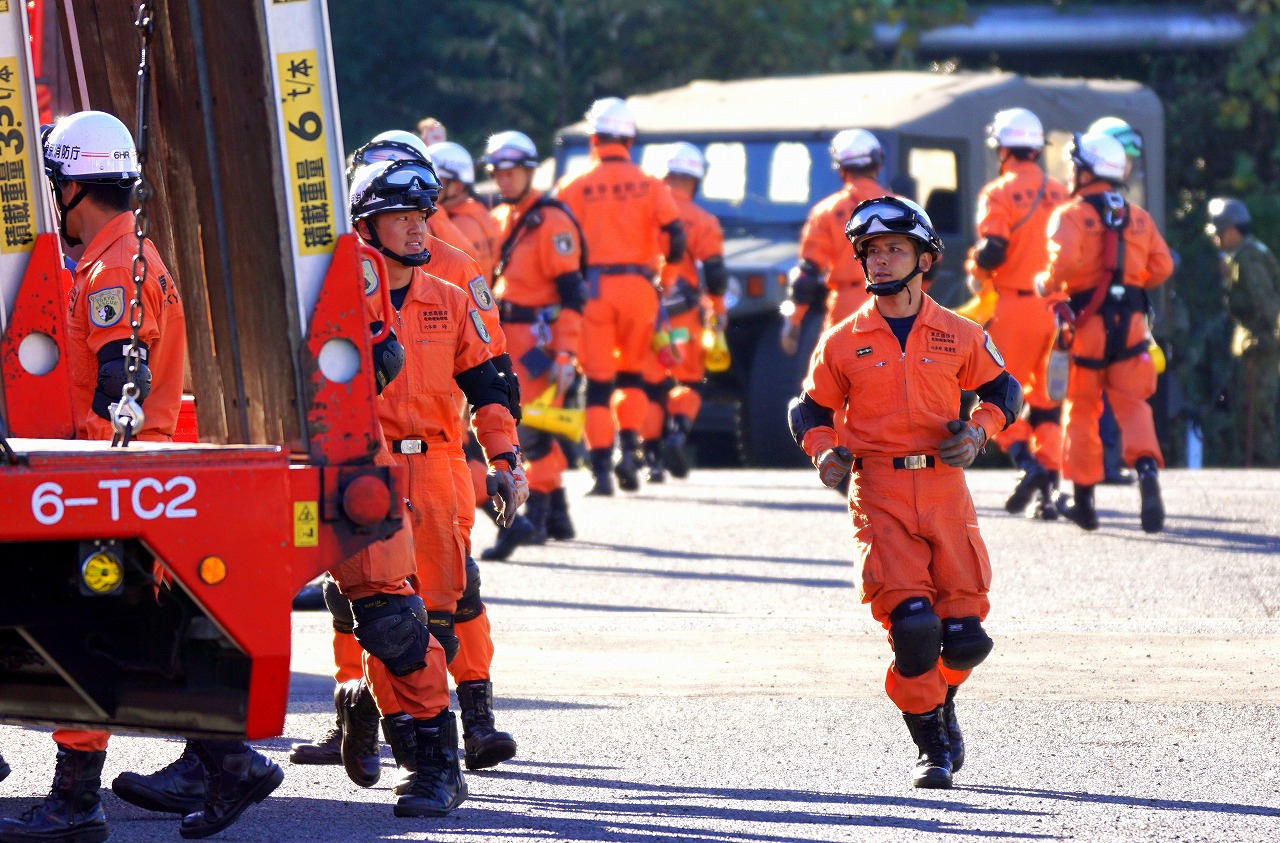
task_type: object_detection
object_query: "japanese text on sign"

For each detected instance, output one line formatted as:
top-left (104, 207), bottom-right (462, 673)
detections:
top-left (278, 50), bottom-right (335, 257)
top-left (0, 57), bottom-right (33, 254)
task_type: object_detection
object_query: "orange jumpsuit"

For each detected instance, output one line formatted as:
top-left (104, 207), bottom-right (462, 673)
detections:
top-left (428, 207), bottom-right (480, 263)
top-left (801, 295), bottom-right (1008, 715)
top-left (556, 141), bottom-right (680, 447)
top-left (642, 186), bottom-right (725, 440)
top-left (966, 159), bottom-right (1069, 469)
top-left (492, 189), bottom-right (583, 494)
top-left (1040, 181), bottom-right (1173, 487)
top-left (361, 268), bottom-right (517, 712)
top-left (443, 195), bottom-right (502, 282)
top-left (56, 212), bottom-right (188, 753)
top-left (790, 175), bottom-right (888, 331)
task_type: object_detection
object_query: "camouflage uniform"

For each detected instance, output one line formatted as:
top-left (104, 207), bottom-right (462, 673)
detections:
top-left (1222, 235), bottom-right (1280, 465)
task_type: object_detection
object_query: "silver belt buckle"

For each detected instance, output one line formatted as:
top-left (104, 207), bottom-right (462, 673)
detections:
top-left (399, 440), bottom-right (425, 455)
top-left (903, 454), bottom-right (927, 470)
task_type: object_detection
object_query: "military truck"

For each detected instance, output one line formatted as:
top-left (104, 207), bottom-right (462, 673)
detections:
top-left (553, 71), bottom-right (1164, 466)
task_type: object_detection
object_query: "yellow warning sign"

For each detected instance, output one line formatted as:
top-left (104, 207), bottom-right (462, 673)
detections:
top-left (277, 50), bottom-right (335, 257)
top-left (0, 56), bottom-right (35, 255)
top-left (294, 501), bottom-right (319, 547)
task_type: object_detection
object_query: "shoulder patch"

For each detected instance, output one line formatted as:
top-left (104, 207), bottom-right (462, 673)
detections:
top-left (552, 232), bottom-right (576, 256)
top-left (983, 333), bottom-right (1006, 367)
top-left (88, 286), bottom-right (125, 328)
top-left (468, 276), bottom-right (495, 311)
top-left (470, 309), bottom-right (492, 344)
top-left (362, 258), bottom-right (379, 296)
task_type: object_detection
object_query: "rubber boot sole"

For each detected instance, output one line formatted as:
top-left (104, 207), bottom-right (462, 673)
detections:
top-left (394, 780), bottom-right (468, 818)
top-left (912, 768), bottom-right (953, 789)
top-left (112, 778), bottom-right (206, 815)
top-left (178, 763), bottom-right (284, 840)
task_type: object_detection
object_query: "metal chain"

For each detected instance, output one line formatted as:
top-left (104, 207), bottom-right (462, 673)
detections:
top-left (112, 1), bottom-right (155, 446)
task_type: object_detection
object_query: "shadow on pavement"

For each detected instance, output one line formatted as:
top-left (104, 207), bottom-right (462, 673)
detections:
top-left (502, 553), bottom-right (851, 590)
top-left (560, 541), bottom-right (851, 571)
top-left (965, 784), bottom-right (1280, 818)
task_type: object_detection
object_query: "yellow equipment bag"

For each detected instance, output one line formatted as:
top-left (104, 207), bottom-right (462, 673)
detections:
top-left (702, 325), bottom-right (731, 373)
top-left (521, 386), bottom-right (585, 441)
top-left (954, 288), bottom-right (997, 326)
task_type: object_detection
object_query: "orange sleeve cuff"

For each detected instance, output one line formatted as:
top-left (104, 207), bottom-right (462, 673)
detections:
top-left (970, 404), bottom-right (1006, 439)
top-left (472, 403), bottom-right (517, 460)
top-left (801, 426), bottom-right (838, 461)
top-left (552, 309), bottom-right (582, 357)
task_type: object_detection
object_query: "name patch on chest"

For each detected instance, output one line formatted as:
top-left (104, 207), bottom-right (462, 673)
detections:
top-left (926, 329), bottom-right (957, 355)
top-left (855, 346), bottom-right (873, 358)
top-left (420, 309), bottom-right (450, 332)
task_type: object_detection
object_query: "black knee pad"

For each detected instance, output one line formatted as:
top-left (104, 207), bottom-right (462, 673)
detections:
top-left (585, 378), bottom-right (615, 408)
top-left (321, 575), bottom-right (354, 634)
top-left (518, 427), bottom-right (555, 462)
top-left (1028, 406), bottom-right (1062, 428)
top-left (643, 380), bottom-right (668, 404)
top-left (426, 610), bottom-right (460, 664)
top-left (454, 557), bottom-right (484, 624)
top-left (350, 593), bottom-right (431, 676)
top-left (941, 616), bottom-right (993, 671)
top-left (615, 371), bottom-right (644, 391)
top-left (889, 597), bottom-right (942, 678)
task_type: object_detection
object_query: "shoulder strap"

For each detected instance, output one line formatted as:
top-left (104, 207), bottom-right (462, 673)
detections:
top-left (493, 196), bottom-right (588, 281)
top-left (1075, 192), bottom-right (1130, 325)
top-left (1008, 174), bottom-right (1048, 233)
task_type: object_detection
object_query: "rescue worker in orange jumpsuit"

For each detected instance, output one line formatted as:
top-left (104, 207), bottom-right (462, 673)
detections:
top-left (293, 144), bottom-right (522, 782)
top-left (640, 142), bottom-right (729, 482)
top-left (966, 108), bottom-right (1070, 519)
top-left (429, 141), bottom-right (502, 280)
top-left (555, 97), bottom-right (686, 494)
top-left (780, 128), bottom-right (889, 356)
top-left (787, 197), bottom-right (1021, 790)
top-left (1039, 132), bottom-right (1173, 533)
top-left (483, 130), bottom-right (586, 545)
top-left (0, 110), bottom-right (282, 843)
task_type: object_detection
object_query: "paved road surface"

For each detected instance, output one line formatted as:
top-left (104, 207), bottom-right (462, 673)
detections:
top-left (0, 468), bottom-right (1276, 841)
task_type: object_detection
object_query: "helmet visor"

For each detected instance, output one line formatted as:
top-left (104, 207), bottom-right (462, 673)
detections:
top-left (353, 140), bottom-right (426, 169)
top-left (483, 146), bottom-right (534, 170)
top-left (847, 199), bottom-right (926, 236)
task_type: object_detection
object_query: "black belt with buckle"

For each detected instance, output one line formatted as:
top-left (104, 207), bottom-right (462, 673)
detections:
top-left (592, 263), bottom-right (652, 277)
top-left (498, 301), bottom-right (560, 323)
top-left (391, 439), bottom-right (427, 455)
top-left (853, 455), bottom-right (935, 470)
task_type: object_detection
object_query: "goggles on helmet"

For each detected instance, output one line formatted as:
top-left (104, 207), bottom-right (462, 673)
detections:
top-left (484, 146), bottom-right (537, 170)
top-left (351, 160), bottom-right (440, 222)
top-left (845, 197), bottom-right (941, 256)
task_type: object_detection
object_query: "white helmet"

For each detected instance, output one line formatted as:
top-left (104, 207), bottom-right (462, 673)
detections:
top-left (43, 110), bottom-right (139, 184)
top-left (829, 129), bottom-right (882, 170)
top-left (482, 131), bottom-right (539, 170)
top-left (664, 142), bottom-right (705, 179)
top-left (1087, 116), bottom-right (1143, 159)
top-left (585, 97), bottom-right (636, 138)
top-left (427, 141), bottom-right (475, 185)
top-left (1069, 131), bottom-right (1127, 181)
top-left (987, 108), bottom-right (1044, 150)
top-left (348, 130), bottom-right (432, 180)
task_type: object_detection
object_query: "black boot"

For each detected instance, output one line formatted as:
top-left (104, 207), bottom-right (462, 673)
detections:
top-left (1004, 441), bottom-right (1048, 515)
top-left (336, 678), bottom-right (382, 787)
top-left (288, 693), bottom-right (343, 765)
top-left (479, 512), bottom-right (537, 561)
top-left (1027, 470), bottom-right (1059, 521)
top-left (456, 679), bottom-right (517, 770)
top-left (614, 431), bottom-right (641, 492)
top-left (587, 448), bottom-right (614, 496)
top-left (382, 714), bottom-right (417, 797)
top-left (902, 707), bottom-right (953, 789)
top-left (394, 711), bottom-right (468, 818)
top-left (545, 487), bottom-right (576, 541)
top-left (111, 740), bottom-right (207, 814)
top-left (942, 686), bottom-right (965, 773)
top-left (0, 747), bottom-right (108, 843)
top-left (0, 754), bottom-right (9, 783)
top-left (1056, 482), bottom-right (1099, 531)
top-left (179, 743), bottom-right (283, 840)
top-left (644, 441), bottom-right (665, 483)
top-left (523, 490), bottom-right (551, 544)
top-left (1136, 456), bottom-right (1164, 533)
top-left (663, 414), bottom-right (692, 479)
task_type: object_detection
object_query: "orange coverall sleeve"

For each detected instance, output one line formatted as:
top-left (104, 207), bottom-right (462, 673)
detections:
top-left (451, 302), bottom-right (517, 460)
top-left (653, 176), bottom-right (681, 228)
top-left (1042, 205), bottom-right (1084, 298)
top-left (799, 331), bottom-right (850, 458)
top-left (1139, 216), bottom-right (1175, 288)
top-left (538, 207), bottom-right (585, 356)
top-left (959, 330), bottom-right (1013, 440)
top-left (83, 265), bottom-right (163, 354)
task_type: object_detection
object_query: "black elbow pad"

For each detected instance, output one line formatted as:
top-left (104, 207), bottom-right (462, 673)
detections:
top-left (786, 393), bottom-right (835, 450)
top-left (702, 255), bottom-right (729, 297)
top-left (973, 236), bottom-right (1008, 271)
top-left (554, 271), bottom-right (587, 313)
top-left (663, 220), bottom-right (687, 263)
top-left (370, 323), bottom-right (405, 395)
top-left (491, 352), bottom-right (522, 420)
top-left (93, 342), bottom-right (152, 420)
top-left (786, 260), bottom-right (823, 307)
top-left (455, 360), bottom-right (509, 410)
top-left (975, 371), bottom-right (1023, 429)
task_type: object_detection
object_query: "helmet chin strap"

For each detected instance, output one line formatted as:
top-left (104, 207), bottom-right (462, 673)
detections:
top-left (54, 180), bottom-right (89, 248)
top-left (861, 257), bottom-right (923, 304)
top-left (363, 220), bottom-right (431, 267)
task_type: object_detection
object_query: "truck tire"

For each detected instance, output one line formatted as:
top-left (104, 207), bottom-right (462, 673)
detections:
top-left (742, 313), bottom-right (823, 467)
